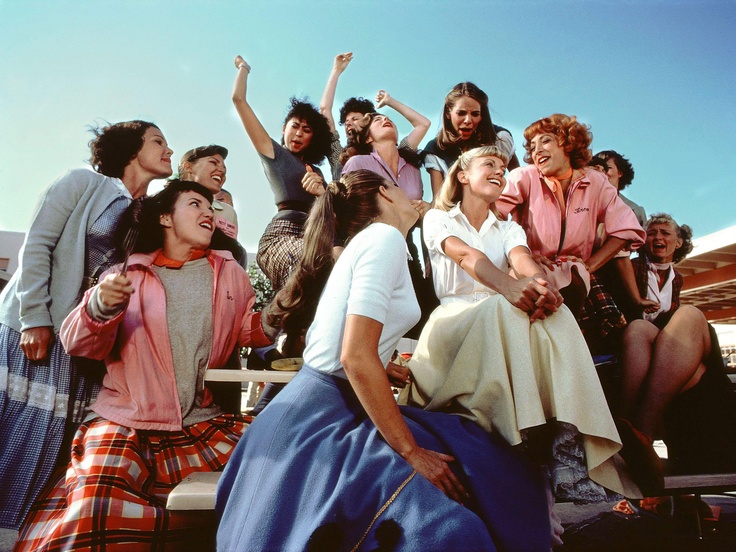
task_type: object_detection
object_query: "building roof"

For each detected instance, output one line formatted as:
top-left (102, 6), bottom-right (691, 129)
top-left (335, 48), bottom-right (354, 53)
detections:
top-left (678, 225), bottom-right (736, 324)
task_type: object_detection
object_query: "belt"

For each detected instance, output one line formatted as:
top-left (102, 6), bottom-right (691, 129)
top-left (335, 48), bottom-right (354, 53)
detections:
top-left (440, 292), bottom-right (493, 305)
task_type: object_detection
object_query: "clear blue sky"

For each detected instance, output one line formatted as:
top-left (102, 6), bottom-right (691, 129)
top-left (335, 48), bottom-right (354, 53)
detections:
top-left (1, 0), bottom-right (734, 252)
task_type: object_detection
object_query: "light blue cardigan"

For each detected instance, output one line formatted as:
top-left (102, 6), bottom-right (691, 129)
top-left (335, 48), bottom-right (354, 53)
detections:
top-left (0, 168), bottom-right (131, 333)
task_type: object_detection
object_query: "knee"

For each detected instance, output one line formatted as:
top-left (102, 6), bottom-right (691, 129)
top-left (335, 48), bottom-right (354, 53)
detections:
top-left (671, 305), bottom-right (707, 327)
top-left (623, 320), bottom-right (657, 346)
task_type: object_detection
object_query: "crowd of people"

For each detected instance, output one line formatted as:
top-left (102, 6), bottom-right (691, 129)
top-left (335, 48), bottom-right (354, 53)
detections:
top-left (1, 51), bottom-right (735, 551)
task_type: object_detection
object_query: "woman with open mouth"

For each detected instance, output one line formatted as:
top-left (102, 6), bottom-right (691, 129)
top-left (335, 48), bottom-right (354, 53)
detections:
top-left (231, 55), bottom-right (331, 295)
top-left (0, 120), bottom-right (173, 532)
top-left (341, 107), bottom-right (436, 338)
top-left (404, 146), bottom-right (637, 548)
top-left (14, 181), bottom-right (275, 551)
top-left (616, 213), bottom-right (736, 488)
top-left (422, 82), bottom-right (521, 203)
top-left (496, 114), bottom-right (645, 323)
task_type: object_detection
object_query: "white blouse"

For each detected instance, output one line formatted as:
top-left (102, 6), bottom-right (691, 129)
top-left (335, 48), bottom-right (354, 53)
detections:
top-left (423, 204), bottom-right (529, 302)
top-left (303, 223), bottom-right (420, 378)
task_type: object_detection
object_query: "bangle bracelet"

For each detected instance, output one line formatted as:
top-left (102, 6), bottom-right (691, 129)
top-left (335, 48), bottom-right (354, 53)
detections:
top-left (238, 64), bottom-right (249, 71)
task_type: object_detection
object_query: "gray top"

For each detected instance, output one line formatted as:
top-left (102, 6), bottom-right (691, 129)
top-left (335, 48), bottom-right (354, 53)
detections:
top-left (0, 168), bottom-right (132, 333)
top-left (620, 193), bottom-right (647, 228)
top-left (154, 259), bottom-right (223, 426)
top-left (260, 138), bottom-right (324, 207)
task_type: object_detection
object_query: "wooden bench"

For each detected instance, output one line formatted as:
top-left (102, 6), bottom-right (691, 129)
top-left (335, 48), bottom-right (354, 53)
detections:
top-left (166, 366), bottom-right (298, 512)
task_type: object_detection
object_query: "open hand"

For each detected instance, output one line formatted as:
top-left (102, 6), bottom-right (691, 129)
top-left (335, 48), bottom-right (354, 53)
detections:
top-left (404, 447), bottom-right (468, 503)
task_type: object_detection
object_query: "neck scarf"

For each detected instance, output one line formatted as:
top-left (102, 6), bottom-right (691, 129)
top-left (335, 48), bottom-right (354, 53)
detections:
top-left (154, 249), bottom-right (207, 268)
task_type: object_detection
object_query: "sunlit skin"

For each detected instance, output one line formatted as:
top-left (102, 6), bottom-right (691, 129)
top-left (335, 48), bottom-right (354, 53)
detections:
top-left (282, 117), bottom-right (313, 155)
top-left (160, 191), bottom-right (216, 258)
top-left (344, 111), bottom-right (364, 134)
top-left (529, 133), bottom-right (571, 179)
top-left (448, 96), bottom-right (482, 141)
top-left (366, 114), bottom-right (399, 144)
top-left (645, 222), bottom-right (683, 264)
top-left (183, 154), bottom-right (226, 192)
top-left (19, 125), bottom-right (173, 362)
top-left (459, 155), bottom-right (507, 205)
top-left (97, 191), bottom-right (216, 310)
top-left (605, 157), bottom-right (622, 190)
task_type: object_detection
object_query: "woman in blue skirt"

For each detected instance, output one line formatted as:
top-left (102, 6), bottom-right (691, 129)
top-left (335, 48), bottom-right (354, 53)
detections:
top-left (216, 169), bottom-right (550, 551)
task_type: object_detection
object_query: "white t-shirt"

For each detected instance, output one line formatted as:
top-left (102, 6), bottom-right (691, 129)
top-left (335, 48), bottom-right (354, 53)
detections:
top-left (423, 204), bottom-right (529, 300)
top-left (303, 223), bottom-right (421, 379)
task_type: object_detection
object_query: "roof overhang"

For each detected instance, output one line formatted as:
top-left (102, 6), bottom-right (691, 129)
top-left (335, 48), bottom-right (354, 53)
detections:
top-left (677, 225), bottom-right (736, 324)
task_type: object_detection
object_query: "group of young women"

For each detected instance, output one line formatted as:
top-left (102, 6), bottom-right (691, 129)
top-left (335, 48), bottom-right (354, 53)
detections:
top-left (1, 50), bottom-right (733, 551)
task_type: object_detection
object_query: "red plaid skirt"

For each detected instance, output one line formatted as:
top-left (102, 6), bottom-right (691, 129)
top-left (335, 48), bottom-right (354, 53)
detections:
top-left (15, 414), bottom-right (251, 551)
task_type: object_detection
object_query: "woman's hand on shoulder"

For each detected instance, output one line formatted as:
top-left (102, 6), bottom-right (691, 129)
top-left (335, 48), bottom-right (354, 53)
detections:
top-left (19, 326), bottom-right (54, 361)
top-left (302, 166), bottom-right (325, 196)
top-left (98, 273), bottom-right (134, 310)
top-left (403, 447), bottom-right (468, 504)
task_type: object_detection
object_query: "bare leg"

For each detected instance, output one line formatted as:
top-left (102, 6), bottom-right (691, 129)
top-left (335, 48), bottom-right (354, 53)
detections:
top-left (620, 319), bottom-right (659, 421)
top-left (635, 306), bottom-right (710, 437)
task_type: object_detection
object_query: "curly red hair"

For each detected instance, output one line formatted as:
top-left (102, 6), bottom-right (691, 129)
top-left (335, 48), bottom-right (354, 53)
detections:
top-left (523, 114), bottom-right (592, 169)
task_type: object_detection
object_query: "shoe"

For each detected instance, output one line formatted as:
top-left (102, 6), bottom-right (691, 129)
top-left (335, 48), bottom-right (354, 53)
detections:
top-left (615, 418), bottom-right (664, 496)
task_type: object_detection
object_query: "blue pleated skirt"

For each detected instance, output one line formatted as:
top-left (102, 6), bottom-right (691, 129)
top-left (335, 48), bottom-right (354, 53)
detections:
top-left (0, 323), bottom-right (102, 529)
top-left (216, 366), bottom-right (549, 552)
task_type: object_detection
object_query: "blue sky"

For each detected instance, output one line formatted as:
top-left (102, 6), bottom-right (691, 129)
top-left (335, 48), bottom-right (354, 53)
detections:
top-left (1, 0), bottom-right (734, 253)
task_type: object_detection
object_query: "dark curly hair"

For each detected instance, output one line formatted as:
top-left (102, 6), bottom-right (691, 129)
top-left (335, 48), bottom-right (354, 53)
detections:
top-left (115, 179), bottom-right (214, 255)
top-left (523, 114), bottom-right (592, 170)
top-left (338, 97), bottom-right (376, 125)
top-left (596, 150), bottom-right (635, 190)
top-left (89, 120), bottom-right (159, 178)
top-left (338, 113), bottom-right (422, 168)
top-left (282, 97), bottom-right (332, 165)
top-left (644, 213), bottom-right (694, 264)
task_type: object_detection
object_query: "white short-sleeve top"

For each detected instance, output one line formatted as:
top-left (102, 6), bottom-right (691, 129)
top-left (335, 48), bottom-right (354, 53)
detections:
top-left (303, 223), bottom-right (420, 378)
top-left (423, 203), bottom-right (529, 301)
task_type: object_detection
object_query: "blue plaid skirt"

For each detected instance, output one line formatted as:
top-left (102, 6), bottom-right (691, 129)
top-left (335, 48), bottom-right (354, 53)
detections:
top-left (0, 323), bottom-right (102, 529)
top-left (216, 366), bottom-right (549, 551)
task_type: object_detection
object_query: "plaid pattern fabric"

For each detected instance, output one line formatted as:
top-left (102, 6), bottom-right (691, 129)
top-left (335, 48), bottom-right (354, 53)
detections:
top-left (579, 273), bottom-right (627, 339)
top-left (256, 218), bottom-right (305, 291)
top-left (15, 414), bottom-right (251, 551)
top-left (631, 257), bottom-right (683, 313)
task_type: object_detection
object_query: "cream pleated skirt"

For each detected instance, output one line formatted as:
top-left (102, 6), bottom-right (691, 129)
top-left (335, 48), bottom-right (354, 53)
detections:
top-left (405, 296), bottom-right (640, 500)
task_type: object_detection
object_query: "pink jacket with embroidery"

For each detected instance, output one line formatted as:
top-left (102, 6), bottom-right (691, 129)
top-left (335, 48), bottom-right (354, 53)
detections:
top-left (496, 166), bottom-right (645, 261)
top-left (60, 249), bottom-right (272, 431)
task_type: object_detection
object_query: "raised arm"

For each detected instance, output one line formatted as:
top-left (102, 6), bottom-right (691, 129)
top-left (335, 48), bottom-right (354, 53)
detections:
top-left (231, 55), bottom-right (275, 159)
top-left (319, 52), bottom-right (353, 134)
top-left (375, 90), bottom-right (430, 151)
top-left (341, 314), bottom-right (466, 502)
